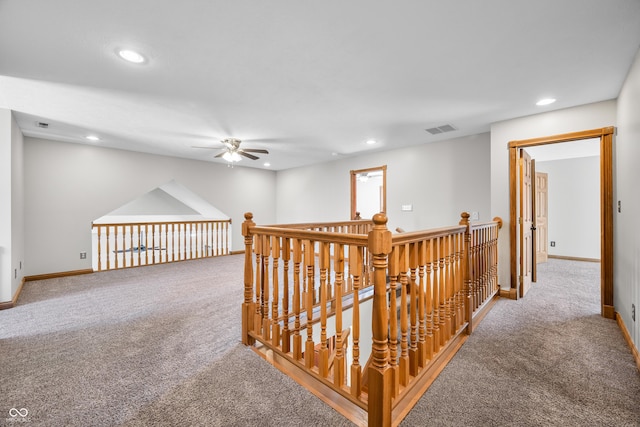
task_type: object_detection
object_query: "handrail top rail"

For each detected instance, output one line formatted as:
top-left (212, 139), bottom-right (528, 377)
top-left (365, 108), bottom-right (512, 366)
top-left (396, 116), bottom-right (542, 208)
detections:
top-left (249, 225), bottom-right (369, 245)
top-left (261, 219), bottom-right (373, 230)
top-left (92, 219), bottom-right (231, 227)
top-left (469, 217), bottom-right (503, 230)
top-left (391, 225), bottom-right (466, 245)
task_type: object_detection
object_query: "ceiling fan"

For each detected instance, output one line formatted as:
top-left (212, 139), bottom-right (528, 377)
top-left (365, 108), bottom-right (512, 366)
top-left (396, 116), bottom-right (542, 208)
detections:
top-left (193, 138), bottom-right (269, 162)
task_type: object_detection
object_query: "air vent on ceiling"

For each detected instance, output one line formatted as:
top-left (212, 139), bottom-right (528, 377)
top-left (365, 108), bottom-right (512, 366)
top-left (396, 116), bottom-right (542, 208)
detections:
top-left (36, 121), bottom-right (49, 128)
top-left (425, 124), bottom-right (457, 135)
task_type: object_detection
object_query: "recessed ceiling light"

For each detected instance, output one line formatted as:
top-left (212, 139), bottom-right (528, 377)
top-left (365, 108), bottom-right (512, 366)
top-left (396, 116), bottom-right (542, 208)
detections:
top-left (536, 98), bottom-right (556, 106)
top-left (117, 49), bottom-right (146, 64)
top-left (263, 162), bottom-right (271, 167)
top-left (365, 139), bottom-right (377, 145)
top-left (85, 135), bottom-right (100, 141)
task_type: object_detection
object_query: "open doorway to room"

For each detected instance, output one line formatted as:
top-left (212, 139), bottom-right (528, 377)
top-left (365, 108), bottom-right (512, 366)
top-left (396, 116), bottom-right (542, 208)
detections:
top-left (350, 165), bottom-right (387, 220)
top-left (508, 127), bottom-right (614, 319)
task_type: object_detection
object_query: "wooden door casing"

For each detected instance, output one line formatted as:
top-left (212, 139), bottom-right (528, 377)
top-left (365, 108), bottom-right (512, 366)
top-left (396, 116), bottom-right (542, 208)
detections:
top-left (519, 149), bottom-right (533, 297)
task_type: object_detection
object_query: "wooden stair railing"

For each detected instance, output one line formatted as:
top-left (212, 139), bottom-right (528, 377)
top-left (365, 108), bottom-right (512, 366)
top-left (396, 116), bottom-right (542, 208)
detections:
top-left (92, 219), bottom-right (231, 271)
top-left (241, 212), bottom-right (502, 427)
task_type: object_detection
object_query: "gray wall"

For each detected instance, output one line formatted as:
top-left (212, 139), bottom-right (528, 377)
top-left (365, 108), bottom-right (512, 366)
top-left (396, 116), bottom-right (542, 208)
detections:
top-left (535, 156), bottom-right (600, 259)
top-left (24, 138), bottom-right (276, 276)
top-left (615, 47), bottom-right (640, 351)
top-left (276, 133), bottom-right (491, 233)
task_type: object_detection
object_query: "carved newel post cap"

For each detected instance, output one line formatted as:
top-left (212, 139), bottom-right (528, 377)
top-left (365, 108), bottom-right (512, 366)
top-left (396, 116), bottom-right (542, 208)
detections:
top-left (372, 212), bottom-right (387, 226)
top-left (461, 211), bottom-right (470, 220)
top-left (244, 212), bottom-right (253, 221)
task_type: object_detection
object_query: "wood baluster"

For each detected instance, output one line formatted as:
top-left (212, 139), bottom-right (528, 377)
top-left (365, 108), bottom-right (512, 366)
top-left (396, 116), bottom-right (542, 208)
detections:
top-left (137, 225), bottom-right (142, 266)
top-left (318, 242), bottom-right (330, 377)
top-left (272, 237), bottom-right (281, 348)
top-left (144, 224), bottom-right (149, 265)
top-left (106, 226), bottom-right (111, 270)
top-left (388, 246), bottom-right (399, 397)
top-left (440, 235), bottom-right (450, 344)
top-left (261, 235), bottom-right (271, 342)
top-left (334, 242), bottom-right (346, 387)
top-left (242, 213), bottom-right (256, 345)
top-left (475, 229), bottom-right (481, 310)
top-left (114, 225), bottom-right (119, 269)
top-left (446, 234), bottom-right (454, 337)
top-left (459, 212), bottom-right (474, 332)
top-left (293, 239), bottom-right (303, 360)
top-left (418, 240), bottom-right (427, 367)
top-left (408, 242), bottom-right (419, 376)
top-left (431, 236), bottom-right (440, 352)
top-left (398, 243), bottom-right (410, 386)
top-left (425, 239), bottom-right (434, 360)
top-left (367, 213), bottom-right (392, 427)
top-left (349, 245), bottom-right (363, 397)
top-left (282, 238), bottom-right (291, 353)
top-left (96, 226), bottom-right (102, 271)
top-left (153, 224), bottom-right (158, 264)
top-left (304, 239), bottom-right (315, 370)
top-left (455, 232), bottom-right (463, 330)
top-left (477, 228), bottom-right (483, 305)
top-left (254, 232), bottom-right (262, 335)
top-left (127, 224), bottom-right (132, 267)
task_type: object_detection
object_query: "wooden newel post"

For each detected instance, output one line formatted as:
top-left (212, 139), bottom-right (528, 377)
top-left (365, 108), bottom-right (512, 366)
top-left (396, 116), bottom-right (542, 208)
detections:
top-left (242, 212), bottom-right (256, 345)
top-left (459, 212), bottom-right (474, 334)
top-left (367, 213), bottom-right (393, 427)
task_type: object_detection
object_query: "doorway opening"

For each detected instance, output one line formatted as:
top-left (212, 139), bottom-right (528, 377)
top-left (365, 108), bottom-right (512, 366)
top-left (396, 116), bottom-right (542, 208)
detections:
top-left (350, 165), bottom-right (387, 220)
top-left (508, 127), bottom-right (614, 318)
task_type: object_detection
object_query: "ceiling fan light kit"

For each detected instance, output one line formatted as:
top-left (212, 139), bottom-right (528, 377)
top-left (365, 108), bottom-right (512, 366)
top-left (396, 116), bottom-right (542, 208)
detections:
top-left (194, 137), bottom-right (269, 164)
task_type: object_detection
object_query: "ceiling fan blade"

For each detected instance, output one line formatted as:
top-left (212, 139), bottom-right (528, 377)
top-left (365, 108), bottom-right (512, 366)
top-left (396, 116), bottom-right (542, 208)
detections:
top-left (241, 148), bottom-right (269, 154)
top-left (238, 150), bottom-right (259, 160)
top-left (191, 145), bottom-right (221, 150)
top-left (213, 151), bottom-right (226, 158)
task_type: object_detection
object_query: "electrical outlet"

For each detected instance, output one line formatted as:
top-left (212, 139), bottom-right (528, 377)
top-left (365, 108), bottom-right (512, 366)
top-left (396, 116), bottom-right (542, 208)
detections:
top-left (471, 211), bottom-right (479, 221)
top-left (80, 252), bottom-right (87, 259)
top-left (550, 241), bottom-right (555, 247)
top-left (633, 304), bottom-right (636, 322)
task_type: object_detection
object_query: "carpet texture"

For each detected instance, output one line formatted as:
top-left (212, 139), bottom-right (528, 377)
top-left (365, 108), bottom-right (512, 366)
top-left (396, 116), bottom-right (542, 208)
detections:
top-left (1, 256), bottom-right (638, 426)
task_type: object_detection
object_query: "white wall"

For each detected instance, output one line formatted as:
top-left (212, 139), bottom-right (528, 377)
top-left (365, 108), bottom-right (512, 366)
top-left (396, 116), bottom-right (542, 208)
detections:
top-left (490, 100), bottom-right (617, 289)
top-left (11, 112), bottom-right (25, 300)
top-left (24, 138), bottom-right (276, 276)
top-left (615, 47), bottom-right (640, 351)
top-left (0, 109), bottom-right (25, 303)
top-left (535, 156), bottom-right (600, 259)
top-left (276, 133), bottom-right (491, 233)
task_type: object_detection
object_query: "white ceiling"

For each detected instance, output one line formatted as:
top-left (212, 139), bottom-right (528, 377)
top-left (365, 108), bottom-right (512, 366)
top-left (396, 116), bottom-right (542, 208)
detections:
top-left (1, 1), bottom-right (640, 170)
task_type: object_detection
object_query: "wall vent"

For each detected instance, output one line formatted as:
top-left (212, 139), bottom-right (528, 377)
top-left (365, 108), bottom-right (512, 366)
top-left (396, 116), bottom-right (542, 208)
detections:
top-left (36, 121), bottom-right (49, 128)
top-left (425, 124), bottom-right (457, 135)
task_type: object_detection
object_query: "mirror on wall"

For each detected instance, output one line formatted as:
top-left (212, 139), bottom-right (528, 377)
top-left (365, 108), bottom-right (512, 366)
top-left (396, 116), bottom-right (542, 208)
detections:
top-left (350, 165), bottom-right (387, 220)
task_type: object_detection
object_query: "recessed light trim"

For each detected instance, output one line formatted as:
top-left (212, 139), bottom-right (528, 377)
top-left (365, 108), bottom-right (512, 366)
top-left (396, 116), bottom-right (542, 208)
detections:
top-left (117, 49), bottom-right (146, 64)
top-left (263, 162), bottom-right (271, 167)
top-left (365, 139), bottom-right (377, 145)
top-left (536, 98), bottom-right (556, 106)
top-left (85, 135), bottom-right (100, 141)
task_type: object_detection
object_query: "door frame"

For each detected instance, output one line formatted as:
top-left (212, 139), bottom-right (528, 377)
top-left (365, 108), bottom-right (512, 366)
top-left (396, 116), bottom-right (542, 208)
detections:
top-left (508, 126), bottom-right (615, 319)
